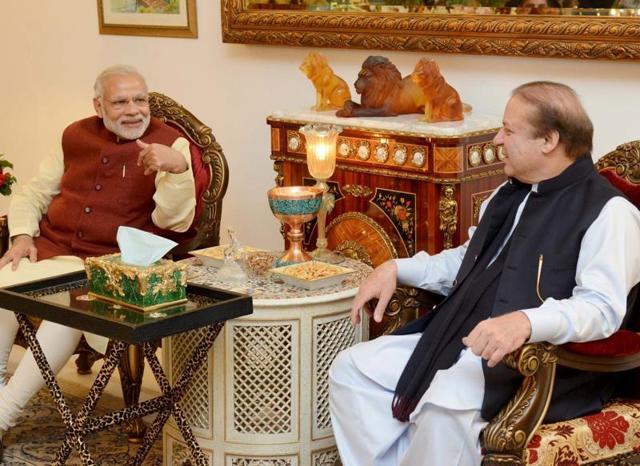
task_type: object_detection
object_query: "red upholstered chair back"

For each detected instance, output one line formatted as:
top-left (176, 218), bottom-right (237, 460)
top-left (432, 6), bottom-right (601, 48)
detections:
top-left (596, 140), bottom-right (640, 399)
top-left (149, 92), bottom-right (229, 254)
top-left (596, 141), bottom-right (640, 332)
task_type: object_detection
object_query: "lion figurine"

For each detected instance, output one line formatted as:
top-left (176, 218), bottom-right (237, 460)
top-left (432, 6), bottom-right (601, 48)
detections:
top-left (336, 56), bottom-right (425, 118)
top-left (411, 58), bottom-right (464, 123)
top-left (300, 52), bottom-right (351, 112)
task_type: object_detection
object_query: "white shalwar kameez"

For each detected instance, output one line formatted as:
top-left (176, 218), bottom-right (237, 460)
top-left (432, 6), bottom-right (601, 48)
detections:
top-left (329, 187), bottom-right (640, 466)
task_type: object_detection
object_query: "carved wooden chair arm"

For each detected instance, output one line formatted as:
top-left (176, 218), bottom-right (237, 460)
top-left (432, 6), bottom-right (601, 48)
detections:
top-left (482, 335), bottom-right (640, 466)
top-left (379, 286), bottom-right (443, 335)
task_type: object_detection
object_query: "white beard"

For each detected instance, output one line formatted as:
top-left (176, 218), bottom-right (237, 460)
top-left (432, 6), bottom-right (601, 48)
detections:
top-left (103, 113), bottom-right (150, 140)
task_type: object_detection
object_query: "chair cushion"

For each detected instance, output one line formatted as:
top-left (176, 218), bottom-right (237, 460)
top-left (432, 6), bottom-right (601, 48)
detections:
top-left (165, 122), bottom-right (211, 237)
top-left (188, 142), bottom-right (210, 221)
top-left (525, 400), bottom-right (640, 465)
top-left (562, 330), bottom-right (640, 358)
top-left (599, 168), bottom-right (640, 207)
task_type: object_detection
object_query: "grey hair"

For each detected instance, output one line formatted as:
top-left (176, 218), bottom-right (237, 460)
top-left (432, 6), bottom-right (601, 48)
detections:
top-left (512, 81), bottom-right (593, 160)
top-left (93, 65), bottom-right (147, 99)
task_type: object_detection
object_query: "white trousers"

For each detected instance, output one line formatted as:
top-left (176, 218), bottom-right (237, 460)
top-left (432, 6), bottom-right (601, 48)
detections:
top-left (0, 257), bottom-right (87, 432)
top-left (329, 334), bottom-right (488, 466)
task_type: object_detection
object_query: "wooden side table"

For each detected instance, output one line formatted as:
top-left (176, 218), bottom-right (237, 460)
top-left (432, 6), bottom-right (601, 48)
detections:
top-left (163, 258), bottom-right (370, 466)
top-left (267, 110), bottom-right (506, 265)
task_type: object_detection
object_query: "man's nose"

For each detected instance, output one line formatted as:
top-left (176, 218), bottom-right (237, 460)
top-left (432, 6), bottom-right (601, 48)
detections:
top-left (493, 129), bottom-right (503, 145)
top-left (124, 99), bottom-right (140, 114)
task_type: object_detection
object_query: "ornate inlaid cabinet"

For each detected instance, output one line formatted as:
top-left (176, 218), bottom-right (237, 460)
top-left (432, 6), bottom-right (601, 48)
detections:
top-left (267, 110), bottom-right (507, 266)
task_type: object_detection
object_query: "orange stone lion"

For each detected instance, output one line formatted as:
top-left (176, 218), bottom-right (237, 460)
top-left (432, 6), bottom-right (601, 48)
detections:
top-left (300, 52), bottom-right (351, 111)
top-left (336, 56), bottom-right (425, 118)
top-left (411, 58), bottom-right (464, 123)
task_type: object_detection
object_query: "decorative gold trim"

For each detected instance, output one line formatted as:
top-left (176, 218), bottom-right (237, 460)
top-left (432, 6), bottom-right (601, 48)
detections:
top-left (286, 130), bottom-right (305, 154)
top-left (595, 139), bottom-right (640, 183)
top-left (337, 137), bottom-right (353, 158)
top-left (467, 142), bottom-right (504, 169)
top-left (482, 343), bottom-right (557, 465)
top-left (273, 160), bottom-right (285, 187)
top-left (468, 145), bottom-right (483, 168)
top-left (327, 211), bottom-right (398, 260)
top-left (98, 0), bottom-right (198, 38)
top-left (471, 189), bottom-right (493, 224)
top-left (438, 184), bottom-right (458, 249)
top-left (222, 0), bottom-right (640, 60)
top-left (342, 184), bottom-right (373, 198)
top-left (87, 292), bottom-right (187, 312)
top-left (383, 286), bottom-right (422, 335)
top-left (332, 240), bottom-right (373, 267)
top-left (272, 154), bottom-right (505, 183)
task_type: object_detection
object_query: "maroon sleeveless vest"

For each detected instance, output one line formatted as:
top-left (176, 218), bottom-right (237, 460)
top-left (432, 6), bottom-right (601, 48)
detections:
top-left (35, 116), bottom-right (184, 260)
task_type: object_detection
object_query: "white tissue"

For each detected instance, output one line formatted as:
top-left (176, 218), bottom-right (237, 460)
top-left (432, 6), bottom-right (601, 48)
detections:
top-left (116, 226), bottom-right (177, 266)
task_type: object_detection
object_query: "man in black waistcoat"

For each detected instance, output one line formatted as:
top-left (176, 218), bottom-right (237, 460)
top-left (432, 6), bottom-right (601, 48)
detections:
top-left (328, 81), bottom-right (640, 466)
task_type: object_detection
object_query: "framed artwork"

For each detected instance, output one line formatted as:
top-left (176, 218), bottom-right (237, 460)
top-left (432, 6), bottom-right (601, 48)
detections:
top-left (97, 0), bottom-right (197, 38)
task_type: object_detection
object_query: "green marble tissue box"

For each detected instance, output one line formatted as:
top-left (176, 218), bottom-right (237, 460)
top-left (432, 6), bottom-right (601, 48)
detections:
top-left (85, 253), bottom-right (188, 311)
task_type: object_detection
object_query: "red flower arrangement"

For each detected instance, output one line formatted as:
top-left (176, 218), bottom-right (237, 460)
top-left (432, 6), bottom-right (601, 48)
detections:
top-left (0, 154), bottom-right (17, 196)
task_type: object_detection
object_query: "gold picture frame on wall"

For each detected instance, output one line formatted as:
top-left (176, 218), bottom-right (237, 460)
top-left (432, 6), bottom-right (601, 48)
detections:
top-left (98, 0), bottom-right (197, 38)
top-left (221, 0), bottom-right (640, 60)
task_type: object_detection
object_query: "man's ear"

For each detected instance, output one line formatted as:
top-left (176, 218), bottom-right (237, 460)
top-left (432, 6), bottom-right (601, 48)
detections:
top-left (93, 98), bottom-right (103, 118)
top-left (541, 130), bottom-right (560, 155)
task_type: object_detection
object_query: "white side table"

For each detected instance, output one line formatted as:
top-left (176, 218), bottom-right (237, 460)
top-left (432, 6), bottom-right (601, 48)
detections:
top-left (163, 258), bottom-right (370, 466)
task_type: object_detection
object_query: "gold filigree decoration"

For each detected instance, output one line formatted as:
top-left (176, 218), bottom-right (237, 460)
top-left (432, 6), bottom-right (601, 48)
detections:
top-left (342, 184), bottom-right (372, 198)
top-left (272, 154), bottom-right (504, 184)
top-left (595, 140), bottom-right (640, 184)
top-left (472, 190), bottom-right (493, 225)
top-left (327, 211), bottom-right (398, 260)
top-left (333, 240), bottom-right (373, 267)
top-left (222, 0), bottom-right (640, 60)
top-left (383, 286), bottom-right (422, 335)
top-left (438, 184), bottom-right (458, 249)
top-left (273, 160), bottom-right (284, 187)
top-left (482, 343), bottom-right (557, 464)
top-left (85, 254), bottom-right (187, 297)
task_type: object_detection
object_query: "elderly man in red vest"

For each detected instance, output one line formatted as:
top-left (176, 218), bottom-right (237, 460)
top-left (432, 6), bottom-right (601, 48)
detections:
top-left (0, 65), bottom-right (196, 453)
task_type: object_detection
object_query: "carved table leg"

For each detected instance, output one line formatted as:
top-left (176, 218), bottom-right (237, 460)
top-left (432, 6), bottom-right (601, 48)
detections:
top-left (118, 343), bottom-right (146, 443)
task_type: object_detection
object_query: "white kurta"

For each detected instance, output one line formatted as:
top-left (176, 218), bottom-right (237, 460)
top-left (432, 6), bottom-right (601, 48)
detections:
top-left (330, 186), bottom-right (640, 466)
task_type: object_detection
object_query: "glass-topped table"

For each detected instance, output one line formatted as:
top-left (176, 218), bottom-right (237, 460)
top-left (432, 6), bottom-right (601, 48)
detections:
top-left (0, 271), bottom-right (252, 466)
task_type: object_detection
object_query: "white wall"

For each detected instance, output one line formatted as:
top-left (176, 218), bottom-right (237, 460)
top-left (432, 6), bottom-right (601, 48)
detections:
top-left (1, 1), bottom-right (639, 250)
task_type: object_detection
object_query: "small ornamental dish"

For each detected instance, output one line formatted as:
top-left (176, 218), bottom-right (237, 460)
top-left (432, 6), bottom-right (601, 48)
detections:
top-left (190, 245), bottom-right (263, 267)
top-left (269, 261), bottom-right (354, 290)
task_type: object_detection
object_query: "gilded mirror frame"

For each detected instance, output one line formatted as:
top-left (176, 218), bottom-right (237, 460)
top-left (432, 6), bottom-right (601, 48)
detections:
top-left (222, 0), bottom-right (640, 60)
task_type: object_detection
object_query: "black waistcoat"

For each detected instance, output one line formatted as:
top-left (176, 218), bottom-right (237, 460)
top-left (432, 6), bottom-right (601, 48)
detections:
top-left (395, 156), bottom-right (622, 423)
top-left (479, 157), bottom-right (620, 422)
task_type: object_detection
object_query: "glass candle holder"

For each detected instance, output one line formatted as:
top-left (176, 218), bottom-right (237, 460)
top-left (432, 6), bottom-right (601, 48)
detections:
top-left (299, 124), bottom-right (343, 263)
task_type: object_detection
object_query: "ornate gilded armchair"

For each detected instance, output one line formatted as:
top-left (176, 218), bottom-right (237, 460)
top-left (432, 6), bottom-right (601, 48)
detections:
top-left (386, 141), bottom-right (640, 466)
top-left (15, 92), bottom-right (229, 441)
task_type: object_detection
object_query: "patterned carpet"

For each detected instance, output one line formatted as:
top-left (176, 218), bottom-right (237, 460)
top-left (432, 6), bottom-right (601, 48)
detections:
top-left (1, 389), bottom-right (162, 465)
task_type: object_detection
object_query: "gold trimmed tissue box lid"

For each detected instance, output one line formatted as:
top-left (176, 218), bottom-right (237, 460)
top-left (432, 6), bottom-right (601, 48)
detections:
top-left (84, 253), bottom-right (188, 311)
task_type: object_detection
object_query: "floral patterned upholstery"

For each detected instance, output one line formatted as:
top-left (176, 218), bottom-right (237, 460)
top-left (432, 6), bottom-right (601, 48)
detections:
top-left (525, 400), bottom-right (640, 465)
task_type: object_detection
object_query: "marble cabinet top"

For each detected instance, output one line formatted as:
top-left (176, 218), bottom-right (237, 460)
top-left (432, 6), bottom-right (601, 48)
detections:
top-left (269, 109), bottom-right (501, 138)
